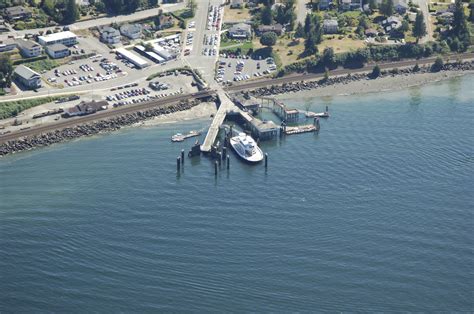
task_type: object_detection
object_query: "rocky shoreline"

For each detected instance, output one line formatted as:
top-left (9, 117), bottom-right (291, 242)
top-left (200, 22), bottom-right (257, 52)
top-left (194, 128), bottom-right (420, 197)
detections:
top-left (0, 100), bottom-right (202, 157)
top-left (248, 61), bottom-right (474, 97)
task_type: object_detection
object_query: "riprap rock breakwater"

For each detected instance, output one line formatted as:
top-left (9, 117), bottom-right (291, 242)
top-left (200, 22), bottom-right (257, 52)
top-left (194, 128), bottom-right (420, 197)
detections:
top-left (0, 101), bottom-right (201, 156)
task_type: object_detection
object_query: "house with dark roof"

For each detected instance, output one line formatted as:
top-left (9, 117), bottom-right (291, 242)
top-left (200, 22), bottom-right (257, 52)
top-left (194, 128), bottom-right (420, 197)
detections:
top-left (14, 65), bottom-right (41, 89)
top-left (156, 14), bottom-right (174, 30)
top-left (256, 24), bottom-right (284, 36)
top-left (16, 39), bottom-right (42, 58)
top-left (46, 43), bottom-right (70, 59)
top-left (63, 100), bottom-right (108, 117)
top-left (4, 6), bottom-right (32, 21)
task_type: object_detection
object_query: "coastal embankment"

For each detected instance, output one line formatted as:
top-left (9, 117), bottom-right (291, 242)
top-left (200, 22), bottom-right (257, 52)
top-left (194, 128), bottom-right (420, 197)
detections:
top-left (0, 100), bottom-right (202, 156)
top-left (249, 62), bottom-right (474, 98)
top-left (1, 61), bottom-right (473, 157)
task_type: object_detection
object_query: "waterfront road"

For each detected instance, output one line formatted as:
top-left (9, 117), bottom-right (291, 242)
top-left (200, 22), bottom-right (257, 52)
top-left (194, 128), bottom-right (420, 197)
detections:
top-left (2, 53), bottom-right (473, 143)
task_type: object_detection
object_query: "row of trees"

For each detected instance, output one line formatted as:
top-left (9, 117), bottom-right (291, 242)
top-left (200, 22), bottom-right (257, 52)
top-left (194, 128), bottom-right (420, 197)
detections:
top-left (40, 0), bottom-right (78, 24)
top-left (445, 0), bottom-right (471, 51)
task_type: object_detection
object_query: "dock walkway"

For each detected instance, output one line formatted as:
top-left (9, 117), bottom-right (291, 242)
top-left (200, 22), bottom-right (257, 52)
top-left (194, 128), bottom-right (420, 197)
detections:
top-left (200, 89), bottom-right (236, 152)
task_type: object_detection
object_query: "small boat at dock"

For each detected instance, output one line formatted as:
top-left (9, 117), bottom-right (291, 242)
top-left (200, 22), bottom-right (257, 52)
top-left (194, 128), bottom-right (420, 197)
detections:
top-left (171, 130), bottom-right (201, 142)
top-left (304, 111), bottom-right (329, 118)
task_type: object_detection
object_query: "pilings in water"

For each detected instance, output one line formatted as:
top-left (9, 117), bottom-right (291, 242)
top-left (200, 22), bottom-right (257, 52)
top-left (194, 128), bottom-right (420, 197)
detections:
top-left (314, 117), bottom-right (320, 132)
top-left (227, 154), bottom-right (230, 170)
top-left (181, 149), bottom-right (185, 164)
top-left (214, 160), bottom-right (218, 176)
top-left (264, 153), bottom-right (268, 169)
top-left (177, 156), bottom-right (181, 172)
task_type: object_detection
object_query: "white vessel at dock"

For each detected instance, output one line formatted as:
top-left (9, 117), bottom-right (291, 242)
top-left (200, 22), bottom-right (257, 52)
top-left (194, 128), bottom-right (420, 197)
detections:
top-left (230, 132), bottom-right (264, 163)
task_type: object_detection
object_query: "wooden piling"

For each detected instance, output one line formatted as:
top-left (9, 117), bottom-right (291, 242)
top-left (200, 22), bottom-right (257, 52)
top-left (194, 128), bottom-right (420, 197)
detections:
top-left (214, 160), bottom-right (218, 175)
top-left (177, 157), bottom-right (181, 172)
top-left (264, 153), bottom-right (268, 168)
top-left (217, 152), bottom-right (222, 166)
top-left (227, 154), bottom-right (230, 170)
top-left (223, 147), bottom-right (227, 160)
top-left (181, 149), bottom-right (184, 164)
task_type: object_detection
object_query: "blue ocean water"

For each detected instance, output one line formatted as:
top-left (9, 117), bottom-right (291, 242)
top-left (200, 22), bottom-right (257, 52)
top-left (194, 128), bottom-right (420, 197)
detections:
top-left (1, 75), bottom-right (473, 312)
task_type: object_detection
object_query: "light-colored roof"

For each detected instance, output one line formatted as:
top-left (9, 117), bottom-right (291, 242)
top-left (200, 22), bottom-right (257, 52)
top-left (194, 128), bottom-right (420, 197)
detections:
top-left (323, 19), bottom-right (338, 26)
top-left (5, 6), bottom-right (31, 15)
top-left (116, 47), bottom-right (149, 67)
top-left (38, 31), bottom-right (77, 43)
top-left (101, 26), bottom-right (119, 35)
top-left (14, 65), bottom-right (40, 80)
top-left (229, 23), bottom-right (251, 32)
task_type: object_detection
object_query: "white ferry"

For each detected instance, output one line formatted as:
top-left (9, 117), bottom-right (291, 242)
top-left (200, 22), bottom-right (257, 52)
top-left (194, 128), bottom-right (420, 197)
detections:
top-left (229, 132), bottom-right (264, 163)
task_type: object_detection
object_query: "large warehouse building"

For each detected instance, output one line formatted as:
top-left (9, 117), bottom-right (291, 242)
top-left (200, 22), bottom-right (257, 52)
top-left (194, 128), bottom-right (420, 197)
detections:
top-left (115, 47), bottom-right (149, 69)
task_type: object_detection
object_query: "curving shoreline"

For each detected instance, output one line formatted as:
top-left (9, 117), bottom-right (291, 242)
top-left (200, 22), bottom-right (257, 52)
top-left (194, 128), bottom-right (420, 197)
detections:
top-left (0, 101), bottom-right (201, 157)
top-left (1, 61), bottom-right (473, 157)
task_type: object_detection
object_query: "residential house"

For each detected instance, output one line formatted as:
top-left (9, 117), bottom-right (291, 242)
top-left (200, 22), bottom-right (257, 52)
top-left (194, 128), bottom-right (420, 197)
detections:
top-left (120, 24), bottom-right (142, 40)
top-left (63, 100), bottom-right (108, 117)
top-left (100, 26), bottom-right (121, 44)
top-left (0, 39), bottom-right (17, 53)
top-left (394, 0), bottom-right (408, 14)
top-left (228, 23), bottom-right (251, 39)
top-left (381, 16), bottom-right (402, 33)
top-left (340, 0), bottom-right (361, 10)
top-left (46, 43), bottom-right (70, 59)
top-left (365, 28), bottom-right (378, 37)
top-left (13, 65), bottom-right (41, 89)
top-left (4, 6), bottom-right (32, 21)
top-left (156, 14), bottom-right (174, 30)
top-left (319, 0), bottom-right (333, 10)
top-left (16, 39), bottom-right (42, 58)
top-left (256, 24), bottom-right (284, 36)
top-left (38, 31), bottom-right (77, 46)
top-left (323, 19), bottom-right (339, 34)
top-left (230, 0), bottom-right (244, 9)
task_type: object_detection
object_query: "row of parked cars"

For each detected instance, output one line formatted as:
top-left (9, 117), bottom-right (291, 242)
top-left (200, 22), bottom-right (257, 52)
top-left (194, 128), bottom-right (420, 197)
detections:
top-left (106, 88), bottom-right (151, 102)
top-left (207, 5), bottom-right (222, 31)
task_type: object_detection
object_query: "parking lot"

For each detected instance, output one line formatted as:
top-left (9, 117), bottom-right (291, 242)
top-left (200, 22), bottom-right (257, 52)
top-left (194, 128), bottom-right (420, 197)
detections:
top-left (103, 71), bottom-right (198, 108)
top-left (215, 55), bottom-right (277, 84)
top-left (44, 54), bottom-right (130, 88)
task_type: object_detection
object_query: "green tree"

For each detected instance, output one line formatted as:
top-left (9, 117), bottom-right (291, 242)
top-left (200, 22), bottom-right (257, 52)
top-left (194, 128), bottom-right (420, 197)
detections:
top-left (369, 0), bottom-right (377, 11)
top-left (294, 22), bottom-right (305, 38)
top-left (304, 30), bottom-right (317, 54)
top-left (380, 0), bottom-right (394, 16)
top-left (431, 57), bottom-right (443, 72)
top-left (64, 0), bottom-right (79, 24)
top-left (260, 31), bottom-right (278, 46)
top-left (322, 47), bottom-right (336, 68)
top-left (261, 5), bottom-right (273, 25)
top-left (370, 64), bottom-right (381, 78)
top-left (413, 12), bottom-right (426, 42)
top-left (0, 55), bottom-right (13, 87)
top-left (304, 13), bottom-right (312, 36)
top-left (187, 0), bottom-right (197, 17)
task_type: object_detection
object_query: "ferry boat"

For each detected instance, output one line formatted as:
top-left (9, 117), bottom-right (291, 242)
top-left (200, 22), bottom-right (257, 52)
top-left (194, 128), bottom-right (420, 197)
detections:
top-left (229, 132), bottom-right (264, 163)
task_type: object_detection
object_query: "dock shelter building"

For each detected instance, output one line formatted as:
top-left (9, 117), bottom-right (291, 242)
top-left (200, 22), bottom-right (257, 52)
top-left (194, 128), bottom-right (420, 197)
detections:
top-left (115, 47), bottom-right (149, 68)
top-left (273, 101), bottom-right (299, 123)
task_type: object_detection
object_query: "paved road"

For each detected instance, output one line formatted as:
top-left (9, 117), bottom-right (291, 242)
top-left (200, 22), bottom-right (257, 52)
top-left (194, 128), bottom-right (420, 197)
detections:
top-left (295, 0), bottom-right (309, 25)
top-left (412, 0), bottom-right (433, 43)
top-left (0, 3), bottom-right (185, 41)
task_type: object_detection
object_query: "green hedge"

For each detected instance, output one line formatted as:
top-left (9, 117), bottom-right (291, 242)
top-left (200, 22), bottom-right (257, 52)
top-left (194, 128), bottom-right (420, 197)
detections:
top-left (12, 55), bottom-right (47, 66)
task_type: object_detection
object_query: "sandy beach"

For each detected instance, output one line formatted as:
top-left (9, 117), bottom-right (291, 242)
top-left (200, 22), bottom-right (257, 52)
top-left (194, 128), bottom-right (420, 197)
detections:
top-left (275, 70), bottom-right (474, 100)
top-left (136, 102), bottom-right (217, 126)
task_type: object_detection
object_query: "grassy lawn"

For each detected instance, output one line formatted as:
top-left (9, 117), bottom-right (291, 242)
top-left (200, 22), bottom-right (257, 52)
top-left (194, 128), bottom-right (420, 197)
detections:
top-left (23, 58), bottom-right (61, 73)
top-left (223, 5), bottom-right (251, 22)
top-left (319, 36), bottom-right (366, 53)
top-left (221, 40), bottom-right (254, 54)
